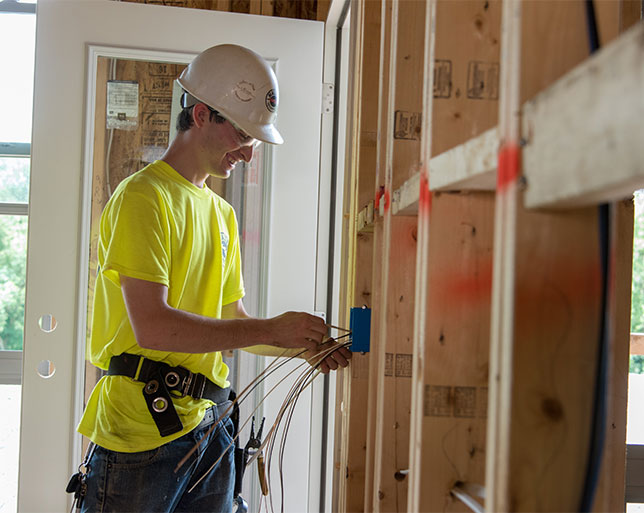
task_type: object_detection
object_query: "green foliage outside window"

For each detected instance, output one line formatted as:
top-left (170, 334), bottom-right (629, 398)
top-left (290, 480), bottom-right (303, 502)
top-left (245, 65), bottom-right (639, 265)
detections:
top-left (631, 190), bottom-right (644, 373)
top-left (0, 158), bottom-right (29, 351)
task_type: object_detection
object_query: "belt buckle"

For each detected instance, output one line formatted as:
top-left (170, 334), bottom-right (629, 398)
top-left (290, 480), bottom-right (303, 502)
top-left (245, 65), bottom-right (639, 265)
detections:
top-left (192, 374), bottom-right (206, 400)
top-left (180, 372), bottom-right (194, 398)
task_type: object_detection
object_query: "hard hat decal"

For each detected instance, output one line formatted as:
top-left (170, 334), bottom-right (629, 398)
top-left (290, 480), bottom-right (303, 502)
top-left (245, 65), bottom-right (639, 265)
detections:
top-left (265, 89), bottom-right (277, 113)
top-left (234, 81), bottom-right (256, 102)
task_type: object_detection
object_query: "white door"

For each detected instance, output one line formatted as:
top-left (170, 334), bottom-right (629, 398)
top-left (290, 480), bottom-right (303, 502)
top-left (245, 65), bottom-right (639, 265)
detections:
top-left (20, 1), bottom-right (324, 511)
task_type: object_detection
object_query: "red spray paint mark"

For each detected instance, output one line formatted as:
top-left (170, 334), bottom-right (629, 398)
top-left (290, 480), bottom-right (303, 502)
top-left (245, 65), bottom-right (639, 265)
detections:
top-left (431, 257), bottom-right (602, 312)
top-left (434, 260), bottom-right (494, 308)
top-left (497, 142), bottom-right (521, 191)
top-left (375, 185), bottom-right (385, 210)
top-left (418, 172), bottom-right (432, 217)
top-left (383, 189), bottom-right (391, 213)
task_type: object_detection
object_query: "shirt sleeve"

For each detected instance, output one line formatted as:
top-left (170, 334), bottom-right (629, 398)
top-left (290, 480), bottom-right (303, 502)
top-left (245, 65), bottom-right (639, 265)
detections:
top-left (99, 186), bottom-right (171, 288)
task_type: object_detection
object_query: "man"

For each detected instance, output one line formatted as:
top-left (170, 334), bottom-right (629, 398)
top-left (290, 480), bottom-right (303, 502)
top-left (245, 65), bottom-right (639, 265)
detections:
top-left (77, 44), bottom-right (351, 512)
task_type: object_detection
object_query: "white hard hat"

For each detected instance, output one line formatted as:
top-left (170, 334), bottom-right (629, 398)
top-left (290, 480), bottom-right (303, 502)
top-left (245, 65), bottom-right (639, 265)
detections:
top-left (177, 44), bottom-right (283, 145)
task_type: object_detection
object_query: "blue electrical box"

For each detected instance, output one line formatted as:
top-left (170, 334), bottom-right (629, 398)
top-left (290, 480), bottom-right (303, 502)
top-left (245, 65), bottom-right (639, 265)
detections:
top-left (349, 307), bottom-right (371, 353)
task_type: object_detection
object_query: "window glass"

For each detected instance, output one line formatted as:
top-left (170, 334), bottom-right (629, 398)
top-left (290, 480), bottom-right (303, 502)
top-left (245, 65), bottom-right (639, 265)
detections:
top-left (629, 189), bottom-right (644, 444)
top-left (0, 157), bottom-right (30, 203)
top-left (0, 215), bottom-right (27, 351)
top-left (0, 12), bottom-right (36, 143)
top-left (0, 384), bottom-right (20, 510)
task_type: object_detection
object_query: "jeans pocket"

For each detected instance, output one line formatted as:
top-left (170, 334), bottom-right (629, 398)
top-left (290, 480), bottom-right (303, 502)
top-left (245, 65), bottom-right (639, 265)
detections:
top-left (220, 417), bottom-right (235, 446)
top-left (108, 446), bottom-right (164, 469)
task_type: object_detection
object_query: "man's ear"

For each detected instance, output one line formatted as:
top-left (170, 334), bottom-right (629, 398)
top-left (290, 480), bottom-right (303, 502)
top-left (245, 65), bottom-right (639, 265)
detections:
top-left (192, 103), bottom-right (210, 128)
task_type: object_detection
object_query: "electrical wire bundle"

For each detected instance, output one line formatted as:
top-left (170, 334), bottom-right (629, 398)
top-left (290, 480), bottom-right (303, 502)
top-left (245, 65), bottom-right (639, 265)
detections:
top-left (173, 327), bottom-right (352, 512)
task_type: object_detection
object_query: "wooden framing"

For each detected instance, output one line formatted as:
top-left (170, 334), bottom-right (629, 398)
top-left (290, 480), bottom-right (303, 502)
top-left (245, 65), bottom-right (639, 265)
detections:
top-left (335, 1), bottom-right (642, 512)
top-left (120, 0), bottom-right (320, 19)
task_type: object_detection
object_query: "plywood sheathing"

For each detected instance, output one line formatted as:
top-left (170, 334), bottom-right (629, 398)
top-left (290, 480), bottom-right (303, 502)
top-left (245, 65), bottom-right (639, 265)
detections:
top-left (431, 0), bottom-right (501, 158)
top-left (420, 191), bottom-right (494, 512)
top-left (389, 0), bottom-right (426, 192)
top-left (117, 0), bottom-right (318, 20)
top-left (374, 216), bottom-right (417, 512)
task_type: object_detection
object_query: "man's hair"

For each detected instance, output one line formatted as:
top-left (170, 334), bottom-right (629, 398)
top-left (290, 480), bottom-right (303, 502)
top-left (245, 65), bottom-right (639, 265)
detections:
top-left (176, 105), bottom-right (226, 132)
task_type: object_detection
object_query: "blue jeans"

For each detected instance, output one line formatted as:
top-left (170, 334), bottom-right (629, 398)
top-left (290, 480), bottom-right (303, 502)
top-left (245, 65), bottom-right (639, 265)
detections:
top-left (81, 406), bottom-right (236, 513)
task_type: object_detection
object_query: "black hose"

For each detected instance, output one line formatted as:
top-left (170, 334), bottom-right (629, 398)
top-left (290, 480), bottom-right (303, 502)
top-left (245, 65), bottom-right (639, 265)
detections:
top-left (579, 2), bottom-right (610, 511)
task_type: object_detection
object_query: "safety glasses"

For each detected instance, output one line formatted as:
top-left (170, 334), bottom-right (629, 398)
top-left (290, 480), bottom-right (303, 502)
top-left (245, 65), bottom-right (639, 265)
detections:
top-left (226, 117), bottom-right (262, 149)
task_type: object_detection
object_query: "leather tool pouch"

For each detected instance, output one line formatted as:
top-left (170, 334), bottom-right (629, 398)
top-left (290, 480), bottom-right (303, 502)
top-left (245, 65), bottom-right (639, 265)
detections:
top-left (141, 367), bottom-right (183, 437)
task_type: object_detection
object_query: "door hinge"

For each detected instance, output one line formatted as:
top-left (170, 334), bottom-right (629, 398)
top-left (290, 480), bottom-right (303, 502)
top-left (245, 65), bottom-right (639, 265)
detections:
top-left (322, 83), bottom-right (334, 114)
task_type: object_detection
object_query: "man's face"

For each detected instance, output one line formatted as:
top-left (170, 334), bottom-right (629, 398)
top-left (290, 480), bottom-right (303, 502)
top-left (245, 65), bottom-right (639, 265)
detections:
top-left (208, 114), bottom-right (259, 179)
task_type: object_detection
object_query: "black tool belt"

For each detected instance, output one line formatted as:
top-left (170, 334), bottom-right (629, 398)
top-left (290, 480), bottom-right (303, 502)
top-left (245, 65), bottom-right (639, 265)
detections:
top-left (107, 353), bottom-right (229, 437)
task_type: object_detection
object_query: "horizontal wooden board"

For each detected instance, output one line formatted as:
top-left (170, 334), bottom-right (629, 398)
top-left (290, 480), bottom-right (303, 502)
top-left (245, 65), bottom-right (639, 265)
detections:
top-left (522, 21), bottom-right (644, 209)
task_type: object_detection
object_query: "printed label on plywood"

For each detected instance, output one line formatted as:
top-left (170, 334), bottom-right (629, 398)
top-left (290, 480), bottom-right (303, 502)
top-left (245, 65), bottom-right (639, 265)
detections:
top-left (395, 354), bottom-right (413, 377)
top-left (394, 111), bottom-right (422, 140)
top-left (142, 130), bottom-right (168, 148)
top-left (141, 93), bottom-right (172, 113)
top-left (424, 385), bottom-right (452, 416)
top-left (434, 59), bottom-right (452, 98)
top-left (149, 62), bottom-right (180, 77)
top-left (423, 385), bottom-right (488, 417)
top-left (477, 386), bottom-right (488, 418)
top-left (466, 61), bottom-right (499, 100)
top-left (142, 112), bottom-right (170, 131)
top-left (433, 59), bottom-right (452, 98)
top-left (454, 387), bottom-right (477, 418)
top-left (385, 353), bottom-right (394, 376)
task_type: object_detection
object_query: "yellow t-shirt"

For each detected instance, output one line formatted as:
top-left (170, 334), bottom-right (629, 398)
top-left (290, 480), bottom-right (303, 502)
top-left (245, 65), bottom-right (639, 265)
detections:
top-left (78, 160), bottom-right (245, 452)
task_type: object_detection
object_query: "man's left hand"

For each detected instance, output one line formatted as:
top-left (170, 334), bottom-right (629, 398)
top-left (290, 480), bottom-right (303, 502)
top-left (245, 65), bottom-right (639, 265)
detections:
top-left (305, 339), bottom-right (352, 374)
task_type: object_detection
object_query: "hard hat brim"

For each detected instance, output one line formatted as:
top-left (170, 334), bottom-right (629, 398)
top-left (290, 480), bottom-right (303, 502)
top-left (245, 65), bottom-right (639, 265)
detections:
top-left (218, 106), bottom-right (283, 144)
top-left (249, 123), bottom-right (284, 145)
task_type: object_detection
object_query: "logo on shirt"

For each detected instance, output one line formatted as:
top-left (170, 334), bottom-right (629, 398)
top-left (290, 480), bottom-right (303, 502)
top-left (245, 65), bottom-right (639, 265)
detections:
top-left (221, 231), bottom-right (229, 261)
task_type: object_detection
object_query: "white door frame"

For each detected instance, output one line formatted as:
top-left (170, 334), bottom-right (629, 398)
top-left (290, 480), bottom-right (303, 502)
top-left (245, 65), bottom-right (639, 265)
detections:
top-left (20, 2), bottom-right (324, 511)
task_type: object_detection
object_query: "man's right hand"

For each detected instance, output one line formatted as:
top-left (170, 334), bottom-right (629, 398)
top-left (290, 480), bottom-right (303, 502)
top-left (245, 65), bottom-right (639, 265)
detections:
top-left (265, 312), bottom-right (327, 352)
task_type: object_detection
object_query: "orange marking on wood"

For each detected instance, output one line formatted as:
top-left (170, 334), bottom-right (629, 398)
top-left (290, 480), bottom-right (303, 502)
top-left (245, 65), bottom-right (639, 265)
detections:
top-left (434, 262), bottom-right (493, 307)
top-left (433, 259), bottom-right (601, 311)
top-left (418, 172), bottom-right (432, 217)
top-left (383, 190), bottom-right (391, 213)
top-left (375, 185), bottom-right (385, 210)
top-left (497, 142), bottom-right (521, 191)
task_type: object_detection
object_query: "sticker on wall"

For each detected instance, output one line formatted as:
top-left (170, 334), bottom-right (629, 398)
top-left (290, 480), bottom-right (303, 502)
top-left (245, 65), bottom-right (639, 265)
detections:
top-left (107, 80), bottom-right (139, 130)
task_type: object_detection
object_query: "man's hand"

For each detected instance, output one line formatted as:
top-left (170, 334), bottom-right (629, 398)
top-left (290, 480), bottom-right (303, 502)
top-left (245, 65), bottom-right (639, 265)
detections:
top-left (264, 312), bottom-right (328, 352)
top-left (304, 340), bottom-right (352, 374)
